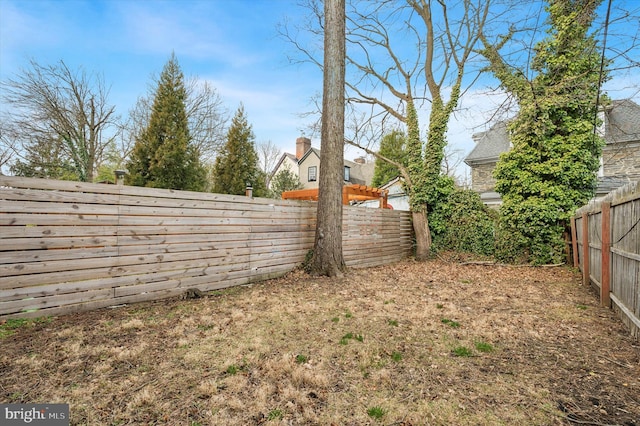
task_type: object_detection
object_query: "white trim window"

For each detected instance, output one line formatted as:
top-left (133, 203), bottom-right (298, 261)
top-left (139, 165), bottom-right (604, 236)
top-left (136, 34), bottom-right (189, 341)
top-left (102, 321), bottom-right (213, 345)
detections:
top-left (308, 166), bottom-right (317, 182)
top-left (344, 166), bottom-right (350, 181)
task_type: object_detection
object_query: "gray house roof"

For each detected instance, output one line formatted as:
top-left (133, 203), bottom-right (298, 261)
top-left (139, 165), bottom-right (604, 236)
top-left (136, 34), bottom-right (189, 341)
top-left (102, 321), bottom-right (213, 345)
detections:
top-left (345, 159), bottom-right (375, 185)
top-left (464, 99), bottom-right (640, 203)
top-left (464, 99), bottom-right (640, 167)
top-left (596, 176), bottom-right (632, 196)
top-left (464, 120), bottom-right (510, 166)
top-left (605, 99), bottom-right (640, 144)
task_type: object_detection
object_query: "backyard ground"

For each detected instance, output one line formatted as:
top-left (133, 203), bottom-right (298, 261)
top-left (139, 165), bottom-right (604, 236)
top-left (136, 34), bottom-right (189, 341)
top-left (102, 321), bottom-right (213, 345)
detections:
top-left (1, 256), bottom-right (639, 425)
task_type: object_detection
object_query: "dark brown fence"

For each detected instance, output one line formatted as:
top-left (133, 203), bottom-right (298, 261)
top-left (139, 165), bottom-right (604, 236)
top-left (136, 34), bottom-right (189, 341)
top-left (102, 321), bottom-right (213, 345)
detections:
top-left (572, 181), bottom-right (640, 338)
top-left (0, 176), bottom-right (413, 319)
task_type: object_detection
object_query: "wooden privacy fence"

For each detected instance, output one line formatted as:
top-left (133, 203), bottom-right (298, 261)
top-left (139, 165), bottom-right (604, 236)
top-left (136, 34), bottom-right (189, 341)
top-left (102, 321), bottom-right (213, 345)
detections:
top-left (0, 176), bottom-right (413, 319)
top-left (571, 181), bottom-right (640, 338)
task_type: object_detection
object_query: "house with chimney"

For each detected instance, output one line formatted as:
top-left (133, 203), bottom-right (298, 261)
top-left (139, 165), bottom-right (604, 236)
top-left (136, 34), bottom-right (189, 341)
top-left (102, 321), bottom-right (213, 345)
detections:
top-left (464, 99), bottom-right (640, 206)
top-left (270, 137), bottom-right (375, 190)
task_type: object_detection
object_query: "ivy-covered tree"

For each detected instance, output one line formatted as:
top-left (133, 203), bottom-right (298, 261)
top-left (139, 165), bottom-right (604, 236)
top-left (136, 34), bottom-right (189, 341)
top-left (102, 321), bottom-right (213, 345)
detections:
top-left (126, 54), bottom-right (206, 191)
top-left (481, 0), bottom-right (606, 264)
top-left (371, 130), bottom-right (407, 187)
top-left (270, 166), bottom-right (303, 199)
top-left (290, 0), bottom-right (491, 260)
top-left (212, 105), bottom-right (267, 196)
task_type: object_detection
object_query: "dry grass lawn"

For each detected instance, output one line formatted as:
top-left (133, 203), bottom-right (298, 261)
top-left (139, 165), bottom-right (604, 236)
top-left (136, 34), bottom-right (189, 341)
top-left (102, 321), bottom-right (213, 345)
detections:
top-left (1, 257), bottom-right (639, 425)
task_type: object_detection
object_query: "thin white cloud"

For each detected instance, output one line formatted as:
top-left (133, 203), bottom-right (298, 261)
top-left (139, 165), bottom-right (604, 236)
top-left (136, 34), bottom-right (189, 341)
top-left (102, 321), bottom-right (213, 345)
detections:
top-left (0, 1), bottom-right (63, 74)
top-left (112, 1), bottom-right (271, 68)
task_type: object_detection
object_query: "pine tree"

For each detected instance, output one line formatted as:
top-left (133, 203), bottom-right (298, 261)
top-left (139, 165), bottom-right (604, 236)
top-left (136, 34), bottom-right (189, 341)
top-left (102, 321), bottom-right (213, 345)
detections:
top-left (371, 130), bottom-right (407, 188)
top-left (126, 54), bottom-right (206, 191)
top-left (212, 105), bottom-right (266, 196)
top-left (481, 0), bottom-right (606, 264)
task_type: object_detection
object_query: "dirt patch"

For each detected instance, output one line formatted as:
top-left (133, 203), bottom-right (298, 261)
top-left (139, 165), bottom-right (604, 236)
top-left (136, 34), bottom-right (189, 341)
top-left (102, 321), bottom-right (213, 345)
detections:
top-left (1, 258), bottom-right (639, 425)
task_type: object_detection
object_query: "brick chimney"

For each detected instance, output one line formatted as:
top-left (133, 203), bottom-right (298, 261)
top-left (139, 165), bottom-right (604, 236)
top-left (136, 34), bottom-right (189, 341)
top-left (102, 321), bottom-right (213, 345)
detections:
top-left (354, 156), bottom-right (366, 164)
top-left (296, 137), bottom-right (311, 160)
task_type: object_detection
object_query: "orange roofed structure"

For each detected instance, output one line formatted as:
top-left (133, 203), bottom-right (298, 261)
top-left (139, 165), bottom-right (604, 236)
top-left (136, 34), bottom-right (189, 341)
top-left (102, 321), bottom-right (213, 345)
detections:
top-left (282, 184), bottom-right (389, 208)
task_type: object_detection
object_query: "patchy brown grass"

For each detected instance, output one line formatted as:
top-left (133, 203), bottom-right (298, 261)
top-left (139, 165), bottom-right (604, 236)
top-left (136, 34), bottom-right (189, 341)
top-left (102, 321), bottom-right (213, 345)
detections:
top-left (1, 258), bottom-right (639, 425)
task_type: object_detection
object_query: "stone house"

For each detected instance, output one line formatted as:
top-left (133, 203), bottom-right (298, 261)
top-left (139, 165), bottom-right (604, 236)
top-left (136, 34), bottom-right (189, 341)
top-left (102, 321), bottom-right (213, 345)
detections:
top-left (464, 99), bottom-right (640, 206)
top-left (271, 137), bottom-right (375, 190)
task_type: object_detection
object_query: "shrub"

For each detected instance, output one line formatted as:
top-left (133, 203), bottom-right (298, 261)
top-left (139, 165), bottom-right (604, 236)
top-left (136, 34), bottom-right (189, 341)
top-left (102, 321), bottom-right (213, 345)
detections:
top-left (431, 188), bottom-right (497, 256)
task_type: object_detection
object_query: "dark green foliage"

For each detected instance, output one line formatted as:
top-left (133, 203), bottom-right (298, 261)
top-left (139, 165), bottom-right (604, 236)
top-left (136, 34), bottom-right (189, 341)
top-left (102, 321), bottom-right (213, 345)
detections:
top-left (430, 188), bottom-right (497, 256)
top-left (212, 105), bottom-right (267, 197)
top-left (482, 0), bottom-right (605, 264)
top-left (405, 101), bottom-right (426, 213)
top-left (423, 97), bottom-right (459, 209)
top-left (371, 130), bottom-right (407, 187)
top-left (126, 54), bottom-right (206, 191)
top-left (424, 175), bottom-right (455, 239)
top-left (366, 406), bottom-right (386, 420)
top-left (270, 166), bottom-right (303, 199)
top-left (493, 217), bottom-right (530, 264)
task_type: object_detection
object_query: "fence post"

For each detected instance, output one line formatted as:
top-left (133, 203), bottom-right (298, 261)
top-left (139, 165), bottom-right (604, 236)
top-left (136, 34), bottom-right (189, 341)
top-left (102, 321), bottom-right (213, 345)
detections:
top-left (571, 216), bottom-right (579, 267)
top-left (582, 212), bottom-right (590, 286)
top-left (601, 202), bottom-right (611, 307)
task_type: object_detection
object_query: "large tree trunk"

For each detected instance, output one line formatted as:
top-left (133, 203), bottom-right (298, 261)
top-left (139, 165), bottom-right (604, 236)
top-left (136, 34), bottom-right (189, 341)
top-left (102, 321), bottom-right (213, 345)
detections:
top-left (310, 0), bottom-right (346, 277)
top-left (412, 209), bottom-right (432, 261)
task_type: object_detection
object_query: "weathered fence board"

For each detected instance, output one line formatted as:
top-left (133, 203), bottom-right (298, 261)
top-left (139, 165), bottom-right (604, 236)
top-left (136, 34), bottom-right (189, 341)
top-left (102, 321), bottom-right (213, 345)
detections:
top-left (573, 181), bottom-right (640, 338)
top-left (1, 176), bottom-right (413, 318)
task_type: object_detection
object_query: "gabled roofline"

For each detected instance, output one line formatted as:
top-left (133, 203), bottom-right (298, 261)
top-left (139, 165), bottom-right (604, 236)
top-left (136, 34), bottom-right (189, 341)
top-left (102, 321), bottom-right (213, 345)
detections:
top-left (298, 147), bottom-right (321, 164)
top-left (271, 152), bottom-right (297, 177)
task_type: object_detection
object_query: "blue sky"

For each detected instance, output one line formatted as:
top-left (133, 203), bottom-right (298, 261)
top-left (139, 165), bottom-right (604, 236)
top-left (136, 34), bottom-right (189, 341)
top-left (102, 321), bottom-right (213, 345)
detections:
top-left (1, 0), bottom-right (322, 157)
top-left (1, 0), bottom-right (639, 180)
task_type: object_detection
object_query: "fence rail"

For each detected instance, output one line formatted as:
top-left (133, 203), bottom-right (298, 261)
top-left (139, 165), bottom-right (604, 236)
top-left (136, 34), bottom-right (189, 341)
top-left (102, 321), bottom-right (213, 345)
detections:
top-left (0, 176), bottom-right (413, 319)
top-left (572, 181), bottom-right (640, 338)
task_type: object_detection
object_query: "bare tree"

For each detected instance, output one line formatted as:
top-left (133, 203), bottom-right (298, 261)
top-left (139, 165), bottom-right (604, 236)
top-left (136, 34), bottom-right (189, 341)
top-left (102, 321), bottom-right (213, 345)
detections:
top-left (0, 120), bottom-right (15, 175)
top-left (1, 60), bottom-right (118, 182)
top-left (310, 0), bottom-right (346, 277)
top-left (256, 140), bottom-right (282, 187)
top-left (442, 145), bottom-right (466, 181)
top-left (282, 0), bottom-right (491, 260)
top-left (186, 79), bottom-right (229, 163)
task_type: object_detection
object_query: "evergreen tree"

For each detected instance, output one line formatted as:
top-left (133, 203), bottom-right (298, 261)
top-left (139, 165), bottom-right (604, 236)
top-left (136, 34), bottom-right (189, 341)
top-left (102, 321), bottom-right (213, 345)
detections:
top-left (481, 0), bottom-right (606, 264)
top-left (212, 105), bottom-right (266, 196)
top-left (126, 54), bottom-right (206, 191)
top-left (371, 130), bottom-right (407, 188)
top-left (270, 166), bottom-right (303, 199)
top-left (10, 136), bottom-right (76, 180)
